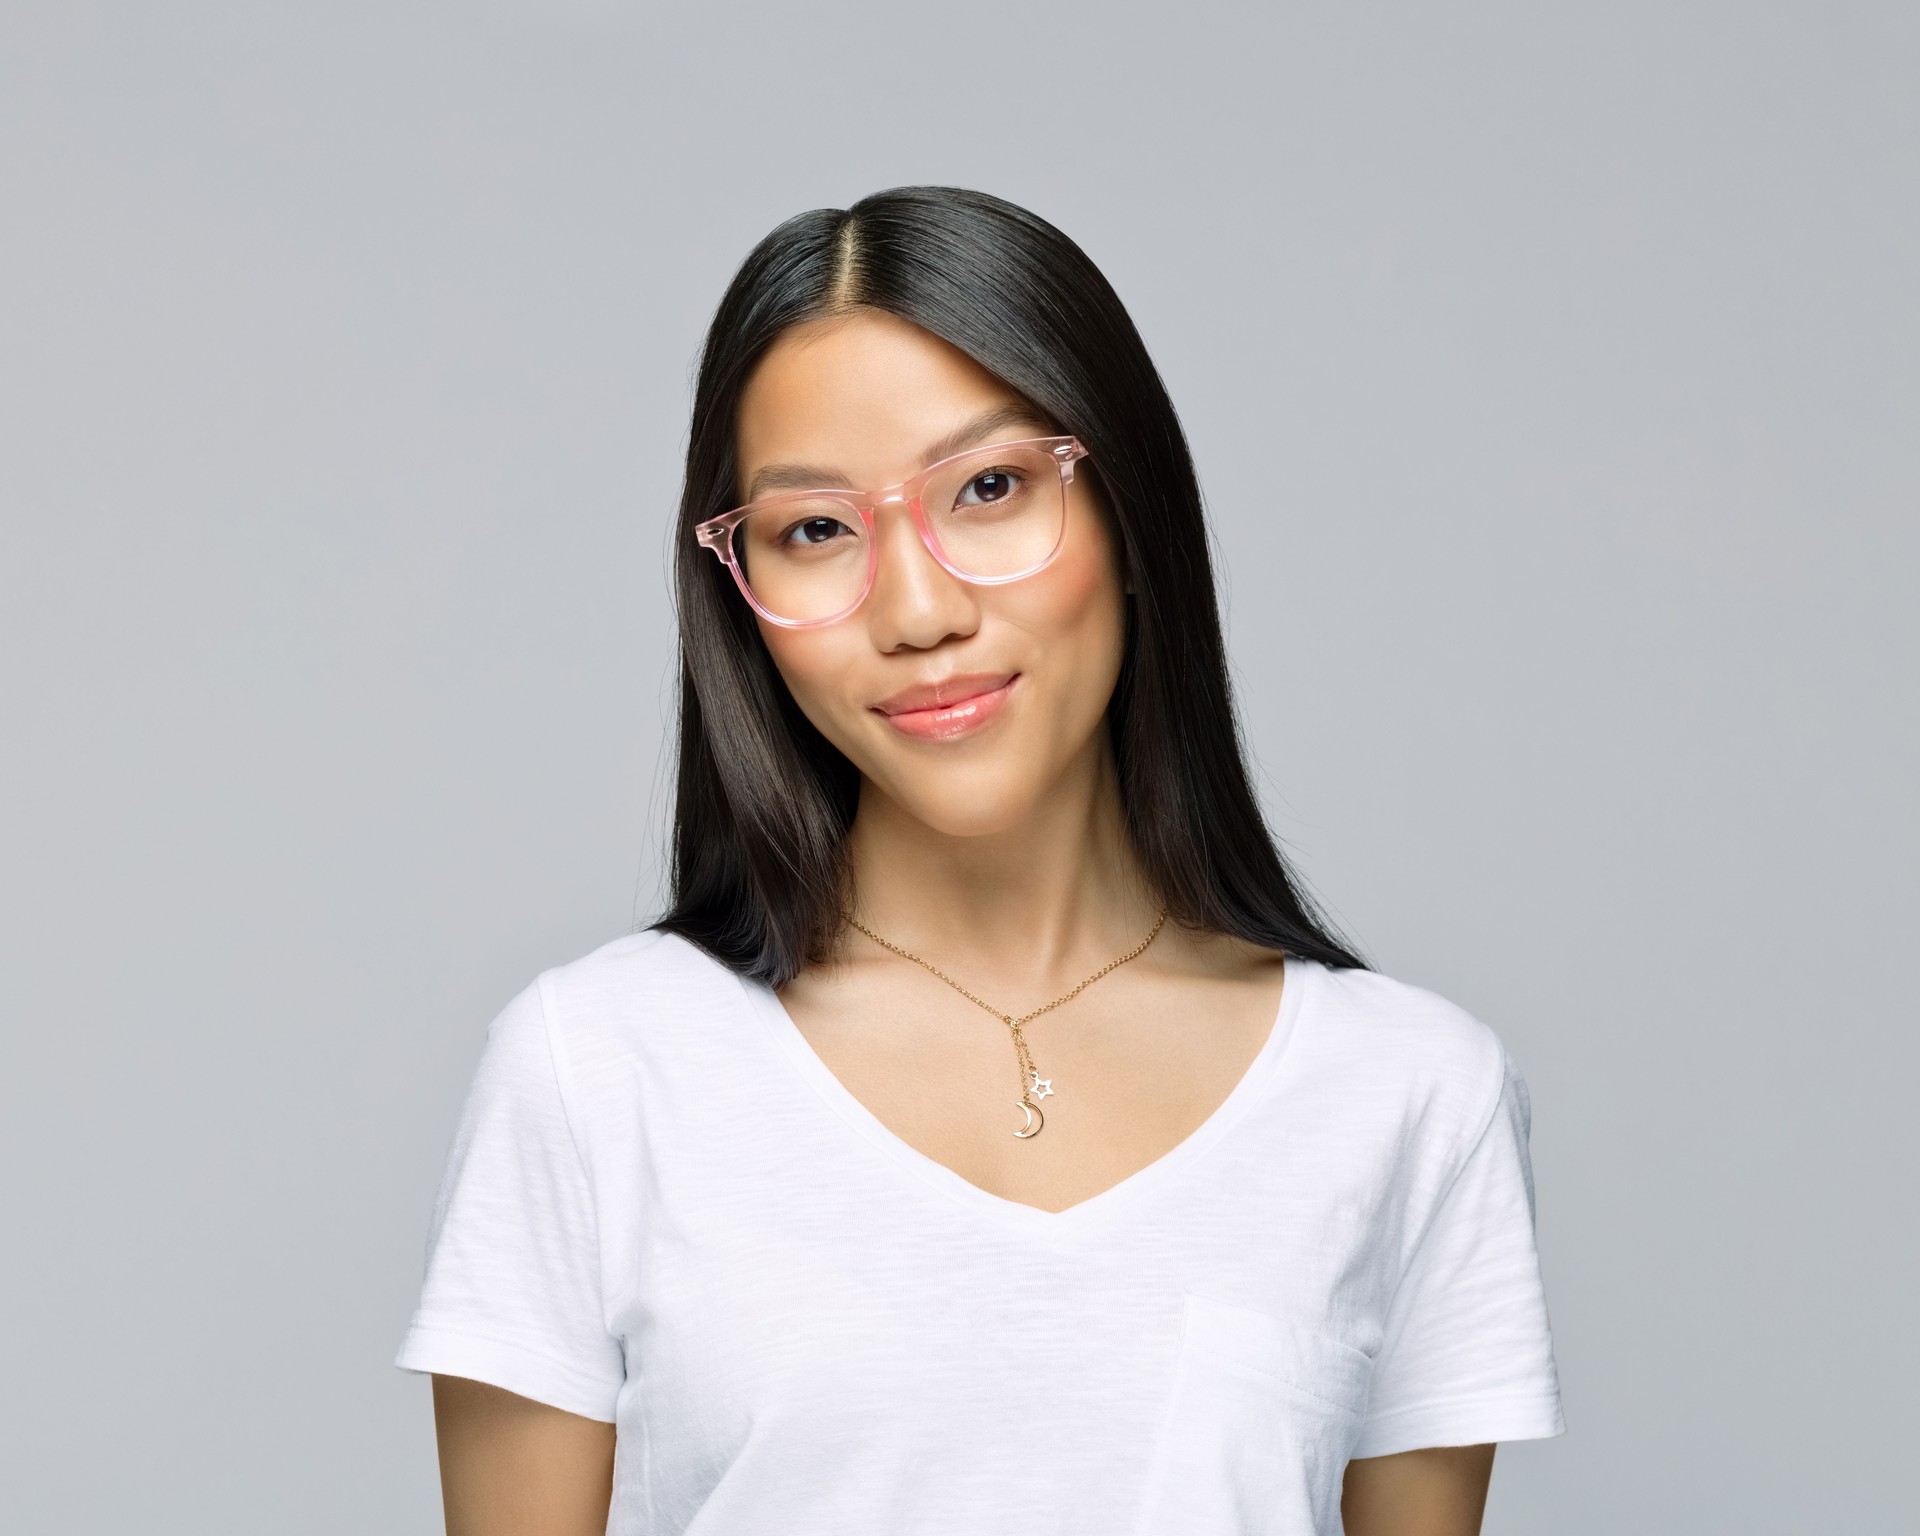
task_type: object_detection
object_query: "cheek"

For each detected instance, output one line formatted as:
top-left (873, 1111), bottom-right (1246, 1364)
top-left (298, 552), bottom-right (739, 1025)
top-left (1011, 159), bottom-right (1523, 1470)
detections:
top-left (1007, 512), bottom-right (1126, 661)
top-left (757, 627), bottom-right (858, 737)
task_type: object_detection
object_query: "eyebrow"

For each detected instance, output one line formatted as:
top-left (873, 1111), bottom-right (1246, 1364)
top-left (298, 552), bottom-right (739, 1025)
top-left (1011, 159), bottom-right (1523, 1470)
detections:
top-left (918, 403), bottom-right (1054, 470)
top-left (742, 402), bottom-right (1054, 503)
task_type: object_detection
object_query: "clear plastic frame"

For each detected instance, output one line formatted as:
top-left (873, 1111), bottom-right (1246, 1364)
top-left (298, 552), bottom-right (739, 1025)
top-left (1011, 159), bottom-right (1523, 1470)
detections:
top-left (693, 435), bottom-right (1090, 628)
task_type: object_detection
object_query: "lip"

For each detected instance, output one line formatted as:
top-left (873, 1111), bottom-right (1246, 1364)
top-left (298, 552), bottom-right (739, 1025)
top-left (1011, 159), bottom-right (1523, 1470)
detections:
top-left (873, 672), bottom-right (1019, 740)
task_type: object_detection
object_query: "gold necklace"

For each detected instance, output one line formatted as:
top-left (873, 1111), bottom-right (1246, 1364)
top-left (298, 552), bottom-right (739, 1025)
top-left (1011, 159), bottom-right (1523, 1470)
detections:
top-left (845, 903), bottom-right (1171, 1141)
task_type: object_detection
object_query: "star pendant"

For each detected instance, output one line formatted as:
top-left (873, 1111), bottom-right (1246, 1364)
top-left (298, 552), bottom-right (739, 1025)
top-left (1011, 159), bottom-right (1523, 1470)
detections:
top-left (1029, 1074), bottom-right (1054, 1100)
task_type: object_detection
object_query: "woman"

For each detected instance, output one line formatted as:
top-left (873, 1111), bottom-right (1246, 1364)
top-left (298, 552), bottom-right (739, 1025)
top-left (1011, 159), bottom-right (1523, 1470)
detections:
top-left (395, 186), bottom-right (1564, 1535)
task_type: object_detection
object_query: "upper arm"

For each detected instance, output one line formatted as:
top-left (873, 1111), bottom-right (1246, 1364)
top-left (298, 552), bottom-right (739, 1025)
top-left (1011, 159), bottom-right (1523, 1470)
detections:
top-left (1342, 1444), bottom-right (1497, 1536)
top-left (1353, 1041), bottom-right (1564, 1459)
top-left (396, 980), bottom-right (626, 1417)
top-left (398, 981), bottom-right (627, 1529)
top-left (432, 1374), bottom-right (616, 1536)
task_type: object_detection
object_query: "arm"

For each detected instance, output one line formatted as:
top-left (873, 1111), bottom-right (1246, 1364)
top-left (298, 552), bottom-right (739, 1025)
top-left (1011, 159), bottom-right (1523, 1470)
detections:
top-left (1342, 1444), bottom-right (1496, 1536)
top-left (432, 1374), bottom-right (616, 1536)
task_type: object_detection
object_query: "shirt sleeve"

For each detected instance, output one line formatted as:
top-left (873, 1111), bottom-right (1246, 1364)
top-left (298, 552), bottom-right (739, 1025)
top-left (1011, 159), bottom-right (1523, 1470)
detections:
top-left (392, 975), bottom-right (625, 1421)
top-left (1351, 1042), bottom-right (1566, 1458)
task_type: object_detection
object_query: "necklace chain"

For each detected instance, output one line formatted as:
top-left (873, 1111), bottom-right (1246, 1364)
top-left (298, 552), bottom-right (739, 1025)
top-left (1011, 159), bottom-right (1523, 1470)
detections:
top-left (845, 902), bottom-right (1171, 1140)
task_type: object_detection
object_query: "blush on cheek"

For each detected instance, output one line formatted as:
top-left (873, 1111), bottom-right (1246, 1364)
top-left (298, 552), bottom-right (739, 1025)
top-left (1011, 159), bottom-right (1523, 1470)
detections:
top-left (1014, 524), bottom-right (1121, 632)
top-left (1053, 541), bottom-right (1105, 601)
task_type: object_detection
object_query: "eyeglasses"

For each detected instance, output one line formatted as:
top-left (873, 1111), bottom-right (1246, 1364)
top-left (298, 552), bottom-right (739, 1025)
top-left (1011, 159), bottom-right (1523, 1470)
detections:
top-left (694, 435), bottom-right (1090, 628)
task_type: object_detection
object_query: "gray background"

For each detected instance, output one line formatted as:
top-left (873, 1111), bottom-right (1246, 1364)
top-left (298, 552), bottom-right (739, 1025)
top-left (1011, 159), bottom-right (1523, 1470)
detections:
top-left (3, 2), bottom-right (1913, 1530)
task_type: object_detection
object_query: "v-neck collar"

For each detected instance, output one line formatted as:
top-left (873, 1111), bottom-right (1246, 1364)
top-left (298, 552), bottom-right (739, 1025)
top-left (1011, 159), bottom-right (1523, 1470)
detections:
top-left (722, 943), bottom-right (1316, 1240)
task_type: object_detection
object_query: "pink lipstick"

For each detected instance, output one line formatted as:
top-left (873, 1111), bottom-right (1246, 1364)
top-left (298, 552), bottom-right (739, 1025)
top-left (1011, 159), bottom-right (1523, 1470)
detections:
top-left (874, 673), bottom-right (1019, 741)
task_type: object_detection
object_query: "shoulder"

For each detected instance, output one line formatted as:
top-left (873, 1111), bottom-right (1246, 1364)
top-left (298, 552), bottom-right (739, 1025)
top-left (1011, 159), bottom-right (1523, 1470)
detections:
top-left (534, 924), bottom-right (738, 1007)
top-left (1289, 959), bottom-right (1514, 1145)
top-left (516, 926), bottom-right (761, 1078)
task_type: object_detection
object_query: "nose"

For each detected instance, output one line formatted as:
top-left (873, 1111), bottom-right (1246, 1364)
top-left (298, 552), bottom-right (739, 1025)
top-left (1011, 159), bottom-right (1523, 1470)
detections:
top-left (863, 495), bottom-right (978, 650)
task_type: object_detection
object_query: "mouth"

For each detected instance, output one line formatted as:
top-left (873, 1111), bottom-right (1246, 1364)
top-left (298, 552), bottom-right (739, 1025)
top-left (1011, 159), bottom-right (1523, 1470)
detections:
top-left (872, 672), bottom-right (1020, 741)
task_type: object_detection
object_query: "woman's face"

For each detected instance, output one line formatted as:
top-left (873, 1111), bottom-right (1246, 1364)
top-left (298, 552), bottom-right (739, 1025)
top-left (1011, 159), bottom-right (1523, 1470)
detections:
top-left (734, 308), bottom-right (1130, 839)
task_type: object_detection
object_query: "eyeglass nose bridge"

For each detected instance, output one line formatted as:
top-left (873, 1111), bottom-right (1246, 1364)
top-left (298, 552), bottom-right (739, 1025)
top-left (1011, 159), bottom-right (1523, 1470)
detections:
top-left (863, 490), bottom-right (965, 582)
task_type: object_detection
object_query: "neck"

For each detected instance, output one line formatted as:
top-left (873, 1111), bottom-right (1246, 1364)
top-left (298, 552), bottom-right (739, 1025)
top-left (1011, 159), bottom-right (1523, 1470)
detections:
top-left (840, 731), bottom-right (1166, 990)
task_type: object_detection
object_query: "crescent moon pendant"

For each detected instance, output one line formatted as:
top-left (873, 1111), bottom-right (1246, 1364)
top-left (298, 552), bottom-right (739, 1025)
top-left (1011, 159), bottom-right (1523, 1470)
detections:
top-left (1013, 1099), bottom-right (1045, 1139)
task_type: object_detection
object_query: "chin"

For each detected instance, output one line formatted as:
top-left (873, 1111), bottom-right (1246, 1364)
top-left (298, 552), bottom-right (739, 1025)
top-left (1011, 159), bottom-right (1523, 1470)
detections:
top-left (879, 765), bottom-right (1044, 840)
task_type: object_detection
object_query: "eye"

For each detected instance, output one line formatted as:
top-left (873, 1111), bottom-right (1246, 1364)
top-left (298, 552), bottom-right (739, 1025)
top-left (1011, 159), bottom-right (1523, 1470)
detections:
top-left (956, 468), bottom-right (1024, 507)
top-left (778, 515), bottom-right (852, 548)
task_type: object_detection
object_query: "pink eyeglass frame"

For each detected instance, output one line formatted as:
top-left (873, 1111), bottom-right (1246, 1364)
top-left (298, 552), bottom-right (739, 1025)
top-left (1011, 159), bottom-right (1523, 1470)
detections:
top-left (693, 434), bottom-right (1091, 628)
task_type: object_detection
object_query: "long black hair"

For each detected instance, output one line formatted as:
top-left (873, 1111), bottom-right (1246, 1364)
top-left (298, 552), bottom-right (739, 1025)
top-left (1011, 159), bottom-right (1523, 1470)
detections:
top-left (648, 186), bottom-right (1367, 985)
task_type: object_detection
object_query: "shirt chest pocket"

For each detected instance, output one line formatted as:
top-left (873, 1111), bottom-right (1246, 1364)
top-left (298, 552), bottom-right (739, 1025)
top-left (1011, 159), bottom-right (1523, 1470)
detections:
top-left (1130, 1294), bottom-right (1373, 1536)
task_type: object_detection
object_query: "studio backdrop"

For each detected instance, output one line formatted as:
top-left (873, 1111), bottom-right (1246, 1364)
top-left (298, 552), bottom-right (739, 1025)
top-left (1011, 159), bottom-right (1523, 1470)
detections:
top-left (2, 3), bottom-right (1914, 1531)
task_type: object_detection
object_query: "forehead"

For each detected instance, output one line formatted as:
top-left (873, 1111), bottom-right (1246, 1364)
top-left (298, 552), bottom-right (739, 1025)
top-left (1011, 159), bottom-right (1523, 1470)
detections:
top-left (735, 310), bottom-right (1039, 491)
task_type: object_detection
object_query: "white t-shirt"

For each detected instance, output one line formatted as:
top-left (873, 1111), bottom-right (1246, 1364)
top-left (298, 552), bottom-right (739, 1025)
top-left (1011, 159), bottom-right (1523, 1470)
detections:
top-left (395, 928), bottom-right (1564, 1534)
